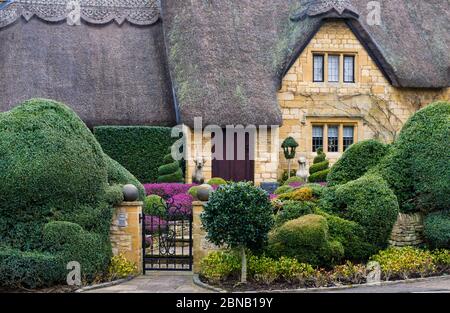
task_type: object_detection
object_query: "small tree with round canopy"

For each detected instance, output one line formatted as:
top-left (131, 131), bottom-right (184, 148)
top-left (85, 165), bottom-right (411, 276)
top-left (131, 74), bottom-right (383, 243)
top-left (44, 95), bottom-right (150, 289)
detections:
top-left (281, 137), bottom-right (299, 179)
top-left (201, 182), bottom-right (274, 283)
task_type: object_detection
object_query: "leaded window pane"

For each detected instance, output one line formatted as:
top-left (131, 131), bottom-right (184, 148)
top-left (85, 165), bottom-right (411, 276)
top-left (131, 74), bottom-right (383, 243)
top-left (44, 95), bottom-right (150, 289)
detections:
top-left (328, 55), bottom-right (339, 82)
top-left (343, 126), bottom-right (354, 151)
top-left (312, 126), bottom-right (324, 152)
top-left (344, 55), bottom-right (355, 83)
top-left (313, 55), bottom-right (324, 82)
top-left (328, 126), bottom-right (339, 152)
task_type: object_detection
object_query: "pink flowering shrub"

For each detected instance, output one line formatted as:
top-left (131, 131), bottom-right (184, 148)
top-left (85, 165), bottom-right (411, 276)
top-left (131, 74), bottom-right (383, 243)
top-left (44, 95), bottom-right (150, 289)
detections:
top-left (144, 183), bottom-right (197, 199)
top-left (167, 193), bottom-right (194, 216)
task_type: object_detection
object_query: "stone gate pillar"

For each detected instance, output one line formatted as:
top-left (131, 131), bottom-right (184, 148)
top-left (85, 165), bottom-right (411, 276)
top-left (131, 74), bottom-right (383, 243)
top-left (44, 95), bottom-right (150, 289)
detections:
top-left (192, 201), bottom-right (221, 274)
top-left (110, 201), bottom-right (143, 273)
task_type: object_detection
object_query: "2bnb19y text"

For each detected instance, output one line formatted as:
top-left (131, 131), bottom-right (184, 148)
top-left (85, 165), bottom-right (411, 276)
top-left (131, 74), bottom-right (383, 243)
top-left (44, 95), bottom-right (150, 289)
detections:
top-left (176, 297), bottom-right (274, 311)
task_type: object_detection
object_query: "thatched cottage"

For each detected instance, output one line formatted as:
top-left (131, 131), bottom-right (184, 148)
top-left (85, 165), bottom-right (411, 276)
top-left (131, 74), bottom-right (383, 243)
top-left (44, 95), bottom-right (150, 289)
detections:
top-left (1, 0), bottom-right (449, 184)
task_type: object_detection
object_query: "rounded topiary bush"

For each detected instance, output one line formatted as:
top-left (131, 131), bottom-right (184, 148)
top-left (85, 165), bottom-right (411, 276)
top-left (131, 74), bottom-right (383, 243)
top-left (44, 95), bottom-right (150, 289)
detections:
top-left (322, 174), bottom-right (399, 256)
top-left (424, 211), bottom-right (450, 249)
top-left (267, 214), bottom-right (344, 267)
top-left (0, 99), bottom-right (143, 287)
top-left (274, 185), bottom-right (294, 195)
top-left (375, 101), bottom-right (450, 213)
top-left (274, 201), bottom-right (316, 226)
top-left (202, 182), bottom-right (274, 251)
top-left (43, 221), bottom-right (112, 281)
top-left (327, 140), bottom-right (390, 186)
top-left (144, 195), bottom-right (167, 217)
top-left (283, 176), bottom-right (304, 186)
top-left (201, 182), bottom-right (274, 283)
top-left (207, 177), bottom-right (227, 186)
top-left (314, 209), bottom-right (371, 262)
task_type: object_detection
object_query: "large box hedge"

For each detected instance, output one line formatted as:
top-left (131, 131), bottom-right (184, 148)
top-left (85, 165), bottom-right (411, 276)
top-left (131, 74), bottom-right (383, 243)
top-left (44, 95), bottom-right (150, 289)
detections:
top-left (94, 126), bottom-right (179, 183)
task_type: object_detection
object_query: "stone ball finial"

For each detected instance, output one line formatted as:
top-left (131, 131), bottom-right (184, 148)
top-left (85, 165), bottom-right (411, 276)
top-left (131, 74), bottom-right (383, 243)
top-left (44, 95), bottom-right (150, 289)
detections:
top-left (123, 184), bottom-right (139, 202)
top-left (197, 184), bottom-right (214, 202)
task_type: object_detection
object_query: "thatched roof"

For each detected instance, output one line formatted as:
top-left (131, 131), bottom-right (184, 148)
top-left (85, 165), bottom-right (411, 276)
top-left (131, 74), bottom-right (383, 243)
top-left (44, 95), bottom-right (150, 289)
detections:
top-left (162, 0), bottom-right (449, 127)
top-left (1, 0), bottom-right (448, 128)
top-left (0, 0), bottom-right (175, 127)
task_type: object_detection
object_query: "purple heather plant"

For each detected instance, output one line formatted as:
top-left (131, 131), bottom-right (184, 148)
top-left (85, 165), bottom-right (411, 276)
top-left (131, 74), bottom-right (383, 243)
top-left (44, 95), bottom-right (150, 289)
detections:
top-left (167, 193), bottom-right (194, 216)
top-left (144, 183), bottom-right (197, 199)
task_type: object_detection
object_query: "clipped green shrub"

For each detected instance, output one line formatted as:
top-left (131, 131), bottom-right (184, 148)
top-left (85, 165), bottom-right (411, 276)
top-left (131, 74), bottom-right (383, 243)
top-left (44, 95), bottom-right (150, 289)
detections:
top-left (278, 187), bottom-right (314, 202)
top-left (0, 247), bottom-right (63, 289)
top-left (105, 155), bottom-right (145, 201)
top-left (274, 201), bottom-right (316, 226)
top-left (43, 221), bottom-right (112, 281)
top-left (371, 247), bottom-right (436, 280)
top-left (322, 174), bottom-right (399, 255)
top-left (314, 209), bottom-right (371, 261)
top-left (275, 256), bottom-right (316, 282)
top-left (274, 185), bottom-right (294, 195)
top-left (144, 195), bottom-right (167, 217)
top-left (284, 176), bottom-right (305, 186)
top-left (157, 149), bottom-right (184, 183)
top-left (207, 177), bottom-right (227, 186)
top-left (104, 184), bottom-right (124, 206)
top-left (327, 140), bottom-right (390, 186)
top-left (248, 255), bottom-right (278, 284)
top-left (424, 211), bottom-right (450, 249)
top-left (309, 160), bottom-right (330, 175)
top-left (308, 169), bottom-right (330, 183)
top-left (202, 182), bottom-right (274, 283)
top-left (278, 169), bottom-right (297, 185)
top-left (375, 101), bottom-right (450, 213)
top-left (268, 214), bottom-right (344, 267)
top-left (313, 148), bottom-right (326, 163)
top-left (0, 99), bottom-right (142, 287)
top-left (303, 183), bottom-right (326, 199)
top-left (94, 126), bottom-right (179, 183)
top-left (200, 251), bottom-right (241, 283)
top-left (308, 149), bottom-right (330, 183)
top-left (188, 186), bottom-right (200, 199)
top-left (202, 182), bottom-right (274, 251)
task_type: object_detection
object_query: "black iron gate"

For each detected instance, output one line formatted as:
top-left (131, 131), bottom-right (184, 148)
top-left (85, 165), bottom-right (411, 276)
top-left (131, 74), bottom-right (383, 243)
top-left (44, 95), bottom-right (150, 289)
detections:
top-left (142, 199), bottom-right (193, 272)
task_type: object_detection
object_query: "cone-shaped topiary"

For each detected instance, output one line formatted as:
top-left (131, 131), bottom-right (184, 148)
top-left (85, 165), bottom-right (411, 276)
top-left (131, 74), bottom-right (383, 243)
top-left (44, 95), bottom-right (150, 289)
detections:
top-left (157, 148), bottom-right (184, 183)
top-left (308, 148), bottom-right (330, 183)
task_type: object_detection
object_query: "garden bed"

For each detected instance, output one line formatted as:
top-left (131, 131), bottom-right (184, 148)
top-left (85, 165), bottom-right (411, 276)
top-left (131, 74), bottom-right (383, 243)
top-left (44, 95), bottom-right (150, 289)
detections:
top-left (195, 273), bottom-right (450, 293)
top-left (198, 248), bottom-right (450, 292)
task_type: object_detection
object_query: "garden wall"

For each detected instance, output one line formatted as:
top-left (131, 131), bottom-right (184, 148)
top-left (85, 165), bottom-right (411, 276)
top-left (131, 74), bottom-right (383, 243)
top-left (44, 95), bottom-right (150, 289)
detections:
top-left (389, 213), bottom-right (425, 247)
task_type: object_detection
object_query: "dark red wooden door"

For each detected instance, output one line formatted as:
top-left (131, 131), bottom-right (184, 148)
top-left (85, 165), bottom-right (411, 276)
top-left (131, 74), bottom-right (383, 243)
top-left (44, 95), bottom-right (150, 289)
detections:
top-left (212, 129), bottom-right (255, 182)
